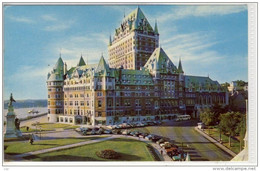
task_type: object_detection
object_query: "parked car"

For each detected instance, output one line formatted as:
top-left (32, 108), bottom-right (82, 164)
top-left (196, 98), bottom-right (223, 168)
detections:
top-left (82, 130), bottom-right (87, 136)
top-left (152, 135), bottom-right (161, 142)
top-left (75, 128), bottom-right (81, 132)
top-left (198, 122), bottom-right (205, 129)
top-left (156, 138), bottom-right (166, 145)
top-left (112, 129), bottom-right (121, 134)
top-left (134, 131), bottom-right (141, 137)
top-left (147, 122), bottom-right (155, 126)
top-left (122, 129), bottom-right (130, 135)
top-left (104, 129), bottom-right (112, 134)
top-left (145, 134), bottom-right (153, 140)
top-left (139, 133), bottom-right (148, 139)
top-left (130, 131), bottom-right (137, 136)
top-left (90, 130), bottom-right (96, 135)
top-left (143, 122), bottom-right (149, 126)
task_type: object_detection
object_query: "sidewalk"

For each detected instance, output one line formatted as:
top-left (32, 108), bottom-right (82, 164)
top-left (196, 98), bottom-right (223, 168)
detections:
top-left (194, 127), bottom-right (236, 157)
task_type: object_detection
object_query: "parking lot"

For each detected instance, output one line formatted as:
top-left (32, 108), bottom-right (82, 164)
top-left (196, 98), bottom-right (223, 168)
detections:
top-left (133, 120), bottom-right (233, 161)
top-left (77, 120), bottom-right (233, 161)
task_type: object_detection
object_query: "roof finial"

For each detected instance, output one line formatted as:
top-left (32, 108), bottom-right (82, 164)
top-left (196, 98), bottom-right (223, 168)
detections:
top-left (124, 8), bottom-right (125, 18)
top-left (59, 48), bottom-right (62, 58)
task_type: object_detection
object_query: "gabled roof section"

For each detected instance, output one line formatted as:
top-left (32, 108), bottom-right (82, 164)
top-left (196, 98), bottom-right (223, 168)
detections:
top-left (144, 47), bottom-right (177, 74)
top-left (77, 56), bottom-right (86, 66)
top-left (185, 75), bottom-right (224, 92)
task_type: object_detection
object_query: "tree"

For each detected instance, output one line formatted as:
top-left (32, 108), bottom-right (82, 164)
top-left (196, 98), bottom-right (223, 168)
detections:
top-left (235, 80), bottom-right (247, 87)
top-left (200, 108), bottom-right (215, 126)
top-left (219, 112), bottom-right (242, 147)
top-left (221, 82), bottom-right (230, 89)
top-left (236, 114), bottom-right (246, 151)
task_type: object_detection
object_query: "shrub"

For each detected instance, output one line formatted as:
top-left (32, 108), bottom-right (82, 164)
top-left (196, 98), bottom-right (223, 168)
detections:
top-left (96, 149), bottom-right (120, 159)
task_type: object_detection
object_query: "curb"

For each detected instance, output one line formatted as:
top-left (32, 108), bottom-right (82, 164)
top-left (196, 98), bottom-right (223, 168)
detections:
top-left (194, 127), bottom-right (236, 157)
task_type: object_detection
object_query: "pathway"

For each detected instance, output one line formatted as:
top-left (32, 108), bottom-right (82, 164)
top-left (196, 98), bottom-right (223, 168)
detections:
top-left (9, 134), bottom-right (171, 161)
top-left (14, 136), bottom-right (114, 159)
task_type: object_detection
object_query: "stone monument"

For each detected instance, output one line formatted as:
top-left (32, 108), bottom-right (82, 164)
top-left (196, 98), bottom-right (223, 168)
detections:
top-left (4, 93), bottom-right (22, 138)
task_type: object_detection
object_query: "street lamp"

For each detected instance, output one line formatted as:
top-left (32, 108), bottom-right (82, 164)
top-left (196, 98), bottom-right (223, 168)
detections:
top-left (39, 126), bottom-right (42, 140)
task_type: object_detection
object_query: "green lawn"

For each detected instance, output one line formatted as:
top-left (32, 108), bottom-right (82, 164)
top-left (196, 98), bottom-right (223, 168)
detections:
top-left (204, 128), bottom-right (244, 154)
top-left (4, 137), bottom-right (106, 155)
top-left (28, 138), bottom-right (156, 161)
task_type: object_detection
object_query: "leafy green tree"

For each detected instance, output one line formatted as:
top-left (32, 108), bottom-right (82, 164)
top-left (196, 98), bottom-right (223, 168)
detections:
top-left (219, 112), bottom-right (242, 147)
top-left (221, 82), bottom-right (230, 89)
top-left (236, 114), bottom-right (246, 151)
top-left (235, 80), bottom-right (247, 87)
top-left (200, 108), bottom-right (215, 126)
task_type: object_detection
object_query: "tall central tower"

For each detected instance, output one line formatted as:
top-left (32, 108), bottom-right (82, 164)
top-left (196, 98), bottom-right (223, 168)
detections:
top-left (108, 7), bottom-right (159, 70)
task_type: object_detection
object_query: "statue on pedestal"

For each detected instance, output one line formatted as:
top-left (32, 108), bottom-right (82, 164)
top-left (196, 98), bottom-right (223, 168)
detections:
top-left (4, 93), bottom-right (22, 138)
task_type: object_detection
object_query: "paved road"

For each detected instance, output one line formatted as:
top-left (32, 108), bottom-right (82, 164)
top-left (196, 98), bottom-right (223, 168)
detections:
top-left (135, 120), bottom-right (233, 161)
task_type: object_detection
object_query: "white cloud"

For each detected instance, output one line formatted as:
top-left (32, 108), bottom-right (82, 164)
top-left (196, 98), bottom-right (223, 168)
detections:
top-left (157, 5), bottom-right (247, 23)
top-left (161, 31), bottom-right (224, 69)
top-left (44, 19), bottom-right (75, 31)
top-left (41, 14), bottom-right (57, 21)
top-left (47, 32), bottom-right (109, 69)
top-left (8, 15), bottom-right (34, 24)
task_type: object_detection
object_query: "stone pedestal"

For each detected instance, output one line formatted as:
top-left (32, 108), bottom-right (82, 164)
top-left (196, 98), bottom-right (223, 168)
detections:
top-left (4, 105), bottom-right (22, 138)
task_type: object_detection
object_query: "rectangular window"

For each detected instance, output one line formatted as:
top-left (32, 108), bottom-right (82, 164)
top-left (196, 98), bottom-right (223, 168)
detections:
top-left (80, 101), bottom-right (84, 106)
top-left (98, 112), bottom-right (102, 117)
top-left (108, 99), bottom-right (112, 107)
top-left (98, 100), bottom-right (102, 107)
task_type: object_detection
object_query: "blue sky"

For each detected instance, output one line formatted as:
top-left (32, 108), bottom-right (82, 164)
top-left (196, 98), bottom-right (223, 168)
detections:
top-left (3, 4), bottom-right (248, 100)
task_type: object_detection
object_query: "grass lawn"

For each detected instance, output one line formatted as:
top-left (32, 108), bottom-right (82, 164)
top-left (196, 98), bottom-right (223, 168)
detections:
top-left (4, 137), bottom-right (107, 155)
top-left (28, 138), bottom-right (155, 161)
top-left (204, 128), bottom-right (244, 154)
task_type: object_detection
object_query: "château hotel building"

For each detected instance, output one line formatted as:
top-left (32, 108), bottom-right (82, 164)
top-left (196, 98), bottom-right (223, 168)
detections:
top-left (47, 7), bottom-right (228, 125)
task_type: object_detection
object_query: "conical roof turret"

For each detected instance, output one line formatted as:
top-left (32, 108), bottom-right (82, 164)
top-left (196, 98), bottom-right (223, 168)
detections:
top-left (178, 58), bottom-right (184, 74)
top-left (77, 55), bottom-right (86, 66)
top-left (96, 55), bottom-right (109, 73)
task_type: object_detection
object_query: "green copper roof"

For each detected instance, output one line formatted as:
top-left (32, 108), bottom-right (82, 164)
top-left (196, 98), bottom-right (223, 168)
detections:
top-left (114, 68), bottom-right (154, 86)
top-left (77, 56), bottom-right (86, 66)
top-left (47, 57), bottom-right (64, 81)
top-left (178, 58), bottom-right (184, 74)
top-left (144, 47), bottom-right (177, 74)
top-left (95, 56), bottom-right (111, 77)
top-left (115, 7), bottom-right (154, 35)
top-left (185, 75), bottom-right (223, 92)
top-left (54, 57), bottom-right (64, 71)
